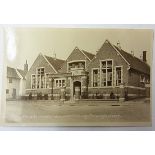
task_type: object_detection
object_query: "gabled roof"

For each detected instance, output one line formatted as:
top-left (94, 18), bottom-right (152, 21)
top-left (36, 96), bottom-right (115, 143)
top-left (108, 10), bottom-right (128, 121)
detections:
top-left (99, 40), bottom-right (150, 75)
top-left (17, 69), bottom-right (27, 79)
top-left (44, 55), bottom-right (65, 72)
top-left (114, 45), bottom-right (150, 75)
top-left (68, 46), bottom-right (94, 61)
top-left (7, 67), bottom-right (20, 79)
top-left (81, 50), bottom-right (95, 60)
top-left (7, 66), bottom-right (27, 79)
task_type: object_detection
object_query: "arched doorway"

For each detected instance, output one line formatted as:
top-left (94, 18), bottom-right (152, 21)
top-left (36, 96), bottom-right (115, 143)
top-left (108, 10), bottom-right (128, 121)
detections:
top-left (73, 81), bottom-right (81, 99)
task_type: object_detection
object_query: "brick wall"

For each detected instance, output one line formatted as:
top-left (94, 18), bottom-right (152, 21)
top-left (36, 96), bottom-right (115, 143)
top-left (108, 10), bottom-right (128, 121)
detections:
top-left (26, 54), bottom-right (56, 89)
top-left (87, 41), bottom-right (129, 87)
top-left (128, 69), bottom-right (150, 87)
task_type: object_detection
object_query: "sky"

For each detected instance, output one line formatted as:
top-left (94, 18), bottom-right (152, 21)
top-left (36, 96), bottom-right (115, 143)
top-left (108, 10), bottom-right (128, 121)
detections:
top-left (5, 27), bottom-right (153, 70)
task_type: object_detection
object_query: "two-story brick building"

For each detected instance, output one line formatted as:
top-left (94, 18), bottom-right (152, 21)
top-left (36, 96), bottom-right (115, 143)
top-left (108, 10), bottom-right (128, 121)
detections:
top-left (25, 39), bottom-right (150, 101)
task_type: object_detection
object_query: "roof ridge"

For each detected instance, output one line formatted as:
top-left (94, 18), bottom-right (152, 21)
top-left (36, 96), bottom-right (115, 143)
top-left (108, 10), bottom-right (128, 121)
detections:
top-left (7, 66), bottom-right (16, 70)
top-left (114, 45), bottom-right (137, 58)
top-left (113, 45), bottom-right (150, 67)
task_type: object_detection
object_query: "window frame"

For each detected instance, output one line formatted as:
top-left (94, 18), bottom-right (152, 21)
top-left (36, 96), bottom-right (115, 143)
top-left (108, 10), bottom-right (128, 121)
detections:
top-left (31, 74), bottom-right (36, 89)
top-left (6, 89), bottom-right (9, 94)
top-left (67, 60), bottom-right (86, 72)
top-left (54, 78), bottom-right (66, 88)
top-left (115, 66), bottom-right (123, 86)
top-left (100, 59), bottom-right (113, 87)
top-left (45, 73), bottom-right (52, 89)
top-left (92, 68), bottom-right (99, 87)
top-left (35, 67), bottom-right (45, 89)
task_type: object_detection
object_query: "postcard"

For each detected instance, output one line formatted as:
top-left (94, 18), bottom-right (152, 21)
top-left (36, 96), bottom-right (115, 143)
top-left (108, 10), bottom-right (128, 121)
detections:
top-left (0, 26), bottom-right (153, 126)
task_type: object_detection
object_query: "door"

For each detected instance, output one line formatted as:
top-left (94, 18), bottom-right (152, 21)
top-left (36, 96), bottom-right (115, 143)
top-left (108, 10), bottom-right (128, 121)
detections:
top-left (73, 81), bottom-right (81, 99)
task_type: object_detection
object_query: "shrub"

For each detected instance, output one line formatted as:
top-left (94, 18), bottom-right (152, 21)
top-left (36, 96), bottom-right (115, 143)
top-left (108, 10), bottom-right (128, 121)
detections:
top-left (110, 92), bottom-right (115, 99)
top-left (81, 92), bottom-right (88, 99)
top-left (37, 92), bottom-right (42, 100)
top-left (44, 94), bottom-right (48, 100)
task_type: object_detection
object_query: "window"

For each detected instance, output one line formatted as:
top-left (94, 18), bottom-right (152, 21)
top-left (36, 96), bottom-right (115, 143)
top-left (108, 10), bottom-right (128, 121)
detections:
top-left (31, 68), bottom-right (54, 89)
top-left (92, 69), bottom-right (99, 87)
top-left (6, 89), bottom-right (9, 94)
top-left (68, 61), bottom-right (85, 72)
top-left (45, 74), bottom-right (50, 88)
top-left (37, 68), bottom-right (44, 75)
top-left (101, 60), bottom-right (113, 87)
top-left (41, 75), bottom-right (45, 88)
top-left (37, 75), bottom-right (40, 88)
top-left (116, 67), bottom-right (122, 86)
top-left (107, 68), bottom-right (112, 86)
top-left (101, 69), bottom-right (106, 86)
top-left (62, 80), bottom-right (65, 87)
top-left (55, 79), bottom-right (66, 88)
top-left (9, 78), bottom-right (12, 83)
top-left (31, 75), bottom-right (36, 89)
top-left (36, 68), bottom-right (45, 88)
top-left (56, 80), bottom-right (59, 87)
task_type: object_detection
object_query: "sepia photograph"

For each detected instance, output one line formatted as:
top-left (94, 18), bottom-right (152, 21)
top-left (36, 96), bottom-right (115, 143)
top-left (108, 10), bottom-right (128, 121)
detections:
top-left (1, 1), bottom-right (155, 155)
top-left (0, 26), bottom-right (153, 126)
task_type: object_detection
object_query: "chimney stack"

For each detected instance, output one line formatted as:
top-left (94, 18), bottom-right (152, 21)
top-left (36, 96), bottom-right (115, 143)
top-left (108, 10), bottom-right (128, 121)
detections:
top-left (143, 51), bottom-right (147, 62)
top-left (54, 53), bottom-right (56, 60)
top-left (24, 60), bottom-right (28, 72)
top-left (117, 41), bottom-right (121, 50)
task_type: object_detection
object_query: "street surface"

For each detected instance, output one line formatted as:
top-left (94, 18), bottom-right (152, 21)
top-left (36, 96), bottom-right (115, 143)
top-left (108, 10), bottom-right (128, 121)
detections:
top-left (5, 99), bottom-right (151, 126)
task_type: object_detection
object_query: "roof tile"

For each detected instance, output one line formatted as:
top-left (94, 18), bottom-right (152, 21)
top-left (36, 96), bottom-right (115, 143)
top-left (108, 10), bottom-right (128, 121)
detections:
top-left (7, 67), bottom-right (20, 79)
top-left (44, 55), bottom-right (65, 72)
top-left (114, 45), bottom-right (150, 75)
top-left (82, 50), bottom-right (95, 60)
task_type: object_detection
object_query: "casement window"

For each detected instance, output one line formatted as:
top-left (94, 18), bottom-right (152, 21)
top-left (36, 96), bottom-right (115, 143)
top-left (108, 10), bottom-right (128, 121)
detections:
top-left (115, 66), bottom-right (122, 86)
top-left (31, 68), bottom-right (56, 89)
top-left (62, 80), bottom-right (66, 87)
top-left (6, 89), bottom-right (9, 94)
top-left (101, 60), bottom-right (113, 87)
top-left (45, 73), bottom-right (50, 88)
top-left (55, 79), bottom-right (66, 88)
top-left (9, 78), bottom-right (12, 83)
top-left (45, 74), bottom-right (55, 88)
top-left (31, 67), bottom-right (45, 89)
top-left (36, 68), bottom-right (45, 88)
top-left (140, 74), bottom-right (145, 83)
top-left (92, 69), bottom-right (99, 87)
top-left (31, 75), bottom-right (36, 89)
